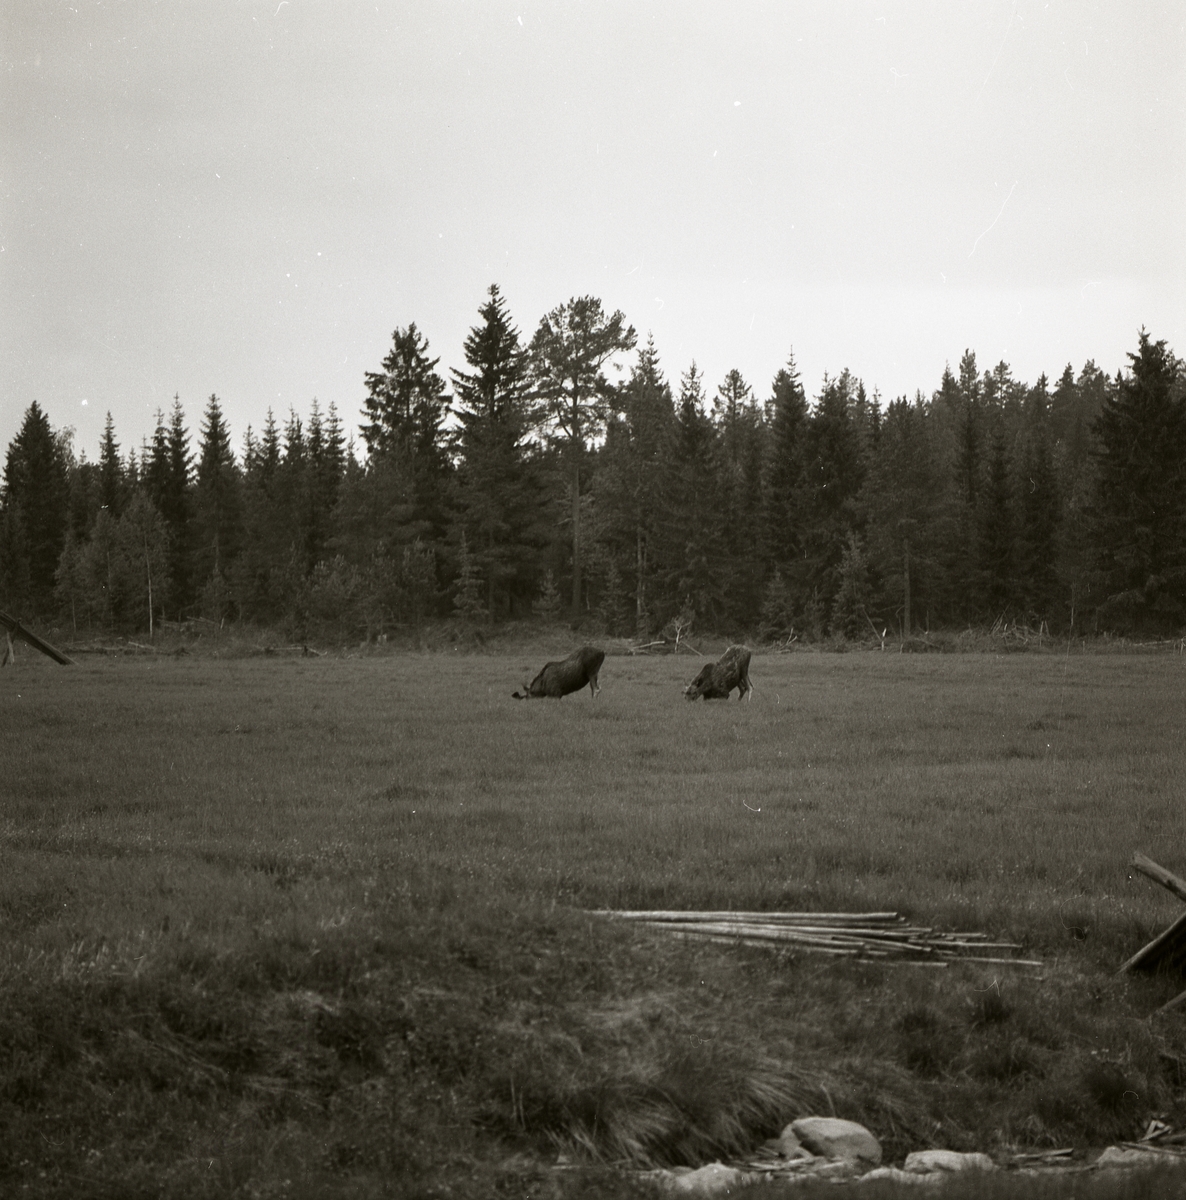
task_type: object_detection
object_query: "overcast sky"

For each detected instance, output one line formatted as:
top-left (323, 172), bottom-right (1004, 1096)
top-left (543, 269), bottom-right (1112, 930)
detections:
top-left (2, 1), bottom-right (1183, 463)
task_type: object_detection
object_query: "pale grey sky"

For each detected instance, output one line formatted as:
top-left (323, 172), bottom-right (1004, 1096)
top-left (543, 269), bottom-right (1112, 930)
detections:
top-left (2, 1), bottom-right (1183, 461)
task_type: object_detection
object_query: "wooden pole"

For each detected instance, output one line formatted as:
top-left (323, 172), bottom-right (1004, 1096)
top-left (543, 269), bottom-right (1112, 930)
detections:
top-left (593, 910), bottom-right (1035, 965)
top-left (594, 910), bottom-right (902, 923)
top-left (0, 609), bottom-right (74, 665)
top-left (1131, 852), bottom-right (1186, 905)
top-left (1156, 988), bottom-right (1186, 1016)
top-left (1118, 907), bottom-right (1186, 975)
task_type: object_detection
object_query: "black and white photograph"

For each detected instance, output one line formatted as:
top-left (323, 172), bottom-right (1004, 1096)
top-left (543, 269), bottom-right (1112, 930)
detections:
top-left (2, 3), bottom-right (1185, 1196)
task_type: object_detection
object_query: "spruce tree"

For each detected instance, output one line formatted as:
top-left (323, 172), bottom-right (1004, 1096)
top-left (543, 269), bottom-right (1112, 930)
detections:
top-left (65, 447), bottom-right (101, 542)
top-left (302, 399), bottom-right (344, 569)
top-left (859, 394), bottom-right (938, 637)
top-left (1051, 363), bottom-right (1111, 628)
top-left (1018, 430), bottom-right (1061, 623)
top-left (799, 371), bottom-right (866, 629)
top-left (762, 354), bottom-right (809, 598)
top-left (193, 394), bottom-right (243, 608)
top-left (1091, 331), bottom-right (1186, 630)
top-left (236, 408), bottom-right (289, 621)
top-left (713, 368), bottom-right (765, 625)
top-left (833, 531), bottom-right (872, 639)
top-left (595, 336), bottom-right (675, 632)
top-left (143, 411), bottom-right (170, 512)
top-left (115, 493), bottom-right (171, 635)
top-left (98, 412), bottom-right (126, 519)
top-left (361, 324), bottom-right (452, 551)
top-left (1, 402), bottom-right (69, 613)
top-left (319, 403), bottom-right (346, 514)
top-left (930, 353), bottom-right (984, 622)
top-left (160, 397), bottom-right (195, 614)
top-left (361, 324), bottom-right (450, 461)
top-left (259, 409), bottom-right (282, 480)
top-left (978, 434), bottom-right (1015, 618)
top-left (451, 285), bottom-right (542, 617)
top-left (1012, 377), bottom-right (1062, 624)
top-left (662, 364), bottom-right (727, 624)
top-left (452, 532), bottom-right (487, 623)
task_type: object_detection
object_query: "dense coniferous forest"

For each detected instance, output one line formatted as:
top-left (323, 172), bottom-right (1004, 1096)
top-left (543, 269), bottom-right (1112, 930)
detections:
top-left (3, 287), bottom-right (1184, 642)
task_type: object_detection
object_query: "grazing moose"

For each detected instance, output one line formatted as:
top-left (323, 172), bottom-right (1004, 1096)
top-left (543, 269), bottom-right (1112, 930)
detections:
top-left (684, 644), bottom-right (753, 701)
top-left (513, 645), bottom-right (605, 700)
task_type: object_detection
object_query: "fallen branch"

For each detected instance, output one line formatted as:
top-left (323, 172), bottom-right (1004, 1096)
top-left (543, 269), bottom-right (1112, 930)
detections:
top-left (1011, 1149), bottom-right (1074, 1163)
top-left (629, 641), bottom-right (669, 655)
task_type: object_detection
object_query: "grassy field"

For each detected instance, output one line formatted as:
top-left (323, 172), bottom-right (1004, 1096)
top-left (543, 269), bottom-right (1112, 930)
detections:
top-left (3, 641), bottom-right (1186, 1197)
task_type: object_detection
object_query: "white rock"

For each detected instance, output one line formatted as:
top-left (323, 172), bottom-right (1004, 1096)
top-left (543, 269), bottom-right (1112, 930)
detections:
top-left (1095, 1146), bottom-right (1181, 1170)
top-left (652, 1162), bottom-right (749, 1196)
top-left (903, 1150), bottom-right (997, 1174)
top-left (771, 1126), bottom-right (813, 1160)
top-left (799, 1160), bottom-right (860, 1180)
top-left (858, 1167), bottom-right (942, 1186)
top-left (790, 1117), bottom-right (882, 1166)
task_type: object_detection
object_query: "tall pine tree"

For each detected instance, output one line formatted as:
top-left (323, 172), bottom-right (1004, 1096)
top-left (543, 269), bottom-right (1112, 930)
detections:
top-left (98, 412), bottom-right (126, 520)
top-left (859, 394), bottom-right (939, 637)
top-left (1, 402), bottom-right (69, 613)
top-left (713, 368), bottom-right (765, 626)
top-left (193, 395), bottom-right (243, 611)
top-left (977, 434), bottom-right (1015, 618)
top-left (662, 364), bottom-right (728, 625)
top-left (597, 337), bottom-right (676, 632)
top-left (529, 296), bottom-right (636, 616)
top-left (361, 324), bottom-right (452, 549)
top-left (451, 285), bottom-right (544, 617)
top-left (1015, 377), bottom-right (1062, 623)
top-left (1091, 331), bottom-right (1186, 630)
top-left (762, 353), bottom-right (809, 597)
top-left (799, 371), bottom-right (867, 632)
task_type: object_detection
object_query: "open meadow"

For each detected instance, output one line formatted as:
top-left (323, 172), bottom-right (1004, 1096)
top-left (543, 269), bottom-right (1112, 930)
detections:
top-left (3, 643), bottom-right (1186, 1198)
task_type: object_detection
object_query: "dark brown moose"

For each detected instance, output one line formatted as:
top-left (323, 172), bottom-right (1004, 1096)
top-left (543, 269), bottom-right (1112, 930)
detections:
top-left (684, 644), bottom-right (753, 701)
top-left (513, 645), bottom-right (605, 700)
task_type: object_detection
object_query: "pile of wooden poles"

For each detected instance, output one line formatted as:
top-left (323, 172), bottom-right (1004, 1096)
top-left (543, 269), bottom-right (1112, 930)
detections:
top-left (592, 909), bottom-right (1041, 968)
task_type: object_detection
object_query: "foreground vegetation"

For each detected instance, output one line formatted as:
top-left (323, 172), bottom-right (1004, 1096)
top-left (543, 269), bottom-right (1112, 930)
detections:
top-left (3, 642), bottom-right (1186, 1197)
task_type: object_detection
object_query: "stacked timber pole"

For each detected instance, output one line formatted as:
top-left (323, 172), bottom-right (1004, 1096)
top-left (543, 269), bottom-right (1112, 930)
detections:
top-left (0, 609), bottom-right (74, 666)
top-left (1120, 852), bottom-right (1186, 1013)
top-left (592, 910), bottom-right (1041, 968)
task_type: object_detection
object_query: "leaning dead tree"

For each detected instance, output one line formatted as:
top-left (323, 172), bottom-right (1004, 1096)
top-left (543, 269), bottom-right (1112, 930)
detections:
top-left (0, 609), bottom-right (75, 666)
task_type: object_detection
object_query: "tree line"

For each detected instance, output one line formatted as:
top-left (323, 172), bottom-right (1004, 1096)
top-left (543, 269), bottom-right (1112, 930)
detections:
top-left (2, 286), bottom-right (1184, 641)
